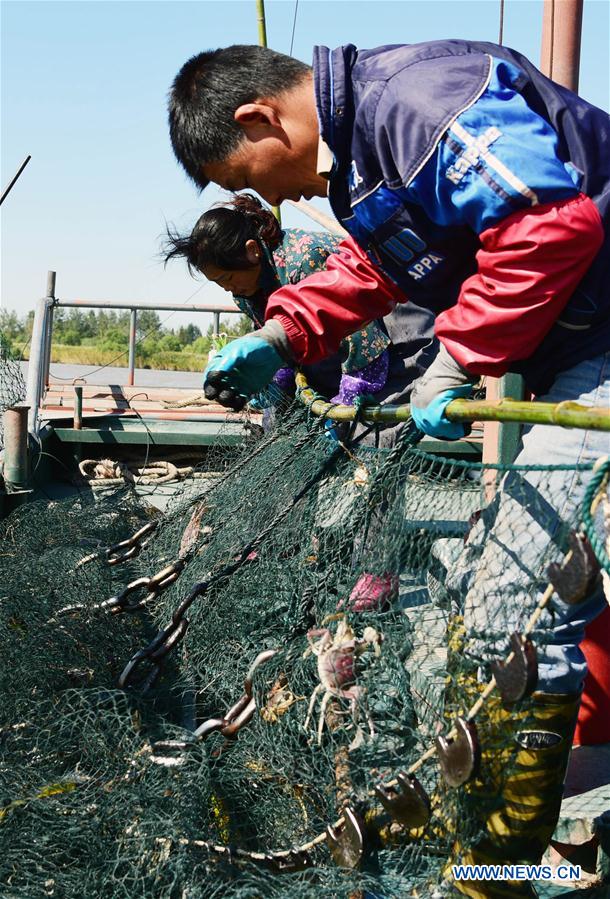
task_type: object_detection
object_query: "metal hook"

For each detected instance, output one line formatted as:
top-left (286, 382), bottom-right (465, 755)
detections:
top-left (244, 649), bottom-right (278, 697)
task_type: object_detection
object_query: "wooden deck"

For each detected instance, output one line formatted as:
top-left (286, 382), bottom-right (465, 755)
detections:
top-left (40, 382), bottom-right (242, 422)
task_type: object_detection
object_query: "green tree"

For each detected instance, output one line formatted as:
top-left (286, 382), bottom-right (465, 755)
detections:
top-left (99, 326), bottom-right (128, 352)
top-left (177, 323), bottom-right (202, 347)
top-left (63, 329), bottom-right (82, 346)
top-left (137, 310), bottom-right (162, 339)
top-left (191, 335), bottom-right (212, 356)
top-left (158, 332), bottom-right (182, 352)
top-left (206, 315), bottom-right (252, 340)
top-left (96, 311), bottom-right (110, 336)
top-left (65, 308), bottom-right (95, 340)
top-left (52, 308), bottom-right (67, 342)
top-left (0, 310), bottom-right (24, 342)
top-left (86, 309), bottom-right (98, 337)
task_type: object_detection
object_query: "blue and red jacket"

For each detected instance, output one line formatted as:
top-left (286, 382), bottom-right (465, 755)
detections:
top-left (266, 41), bottom-right (608, 394)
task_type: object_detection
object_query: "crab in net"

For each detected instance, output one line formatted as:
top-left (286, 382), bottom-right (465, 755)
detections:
top-left (303, 617), bottom-right (383, 745)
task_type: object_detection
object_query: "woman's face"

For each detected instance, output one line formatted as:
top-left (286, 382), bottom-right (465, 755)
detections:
top-left (200, 239), bottom-right (262, 297)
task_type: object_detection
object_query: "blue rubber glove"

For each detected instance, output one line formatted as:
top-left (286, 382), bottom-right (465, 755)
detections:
top-left (409, 345), bottom-right (476, 440)
top-left (323, 419), bottom-right (339, 441)
top-left (247, 394), bottom-right (266, 411)
top-left (410, 383), bottom-right (473, 439)
top-left (248, 381), bottom-right (291, 412)
top-left (203, 334), bottom-right (283, 410)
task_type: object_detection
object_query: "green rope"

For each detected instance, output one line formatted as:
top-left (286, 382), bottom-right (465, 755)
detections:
top-left (407, 446), bottom-right (596, 474)
top-left (582, 456), bottom-right (610, 573)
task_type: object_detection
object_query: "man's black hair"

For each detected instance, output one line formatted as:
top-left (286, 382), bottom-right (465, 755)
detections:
top-left (169, 45), bottom-right (311, 190)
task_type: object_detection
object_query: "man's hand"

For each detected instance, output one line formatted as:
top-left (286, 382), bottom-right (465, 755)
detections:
top-left (203, 333), bottom-right (283, 410)
top-left (410, 345), bottom-right (476, 440)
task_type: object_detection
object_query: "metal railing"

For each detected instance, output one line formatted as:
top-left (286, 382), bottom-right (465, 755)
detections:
top-left (25, 270), bottom-right (241, 435)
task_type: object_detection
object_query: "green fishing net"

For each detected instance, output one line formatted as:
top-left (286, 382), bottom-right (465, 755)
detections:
top-left (1, 404), bottom-right (607, 898)
top-left (0, 335), bottom-right (26, 451)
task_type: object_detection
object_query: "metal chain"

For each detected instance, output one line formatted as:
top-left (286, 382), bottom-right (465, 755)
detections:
top-left (74, 521), bottom-right (159, 569)
top-left (118, 442), bottom-right (345, 691)
top-left (151, 648), bottom-right (278, 761)
top-left (71, 419), bottom-right (290, 572)
top-left (55, 557), bottom-right (188, 619)
top-left (69, 421), bottom-right (320, 623)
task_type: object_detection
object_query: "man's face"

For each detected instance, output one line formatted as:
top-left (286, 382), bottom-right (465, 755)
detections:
top-left (202, 89), bottom-right (328, 205)
top-left (203, 139), bottom-right (328, 206)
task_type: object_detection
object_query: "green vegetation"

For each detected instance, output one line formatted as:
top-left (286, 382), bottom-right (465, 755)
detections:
top-left (0, 307), bottom-right (251, 371)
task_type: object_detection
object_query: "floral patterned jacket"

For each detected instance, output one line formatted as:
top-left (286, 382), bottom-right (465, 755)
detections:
top-left (232, 228), bottom-right (390, 375)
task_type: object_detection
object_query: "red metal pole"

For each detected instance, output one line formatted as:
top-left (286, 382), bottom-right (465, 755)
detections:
top-left (540, 0), bottom-right (584, 90)
top-left (128, 308), bottom-right (137, 386)
top-left (541, 1), bottom-right (610, 751)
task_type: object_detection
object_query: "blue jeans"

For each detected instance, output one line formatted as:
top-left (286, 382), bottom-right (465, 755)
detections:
top-left (460, 352), bottom-right (610, 695)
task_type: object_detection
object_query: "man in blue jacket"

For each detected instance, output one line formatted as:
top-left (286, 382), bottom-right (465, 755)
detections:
top-left (168, 42), bottom-right (609, 896)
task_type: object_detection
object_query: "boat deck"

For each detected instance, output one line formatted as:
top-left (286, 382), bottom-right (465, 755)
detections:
top-left (38, 381), bottom-right (485, 454)
top-left (41, 381), bottom-right (239, 421)
top-left (38, 382), bottom-right (260, 447)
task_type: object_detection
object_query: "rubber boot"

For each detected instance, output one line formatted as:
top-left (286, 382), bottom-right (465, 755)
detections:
top-left (443, 686), bottom-right (580, 899)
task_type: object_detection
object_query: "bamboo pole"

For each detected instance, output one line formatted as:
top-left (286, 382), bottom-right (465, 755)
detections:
top-left (446, 398), bottom-right (610, 431)
top-left (295, 375), bottom-right (610, 432)
top-left (255, 0), bottom-right (281, 225)
top-left (255, 0), bottom-right (267, 45)
top-left (286, 200), bottom-right (348, 238)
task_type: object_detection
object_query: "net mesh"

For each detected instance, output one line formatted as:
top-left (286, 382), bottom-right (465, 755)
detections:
top-left (0, 335), bottom-right (26, 450)
top-left (1, 404), bottom-right (608, 898)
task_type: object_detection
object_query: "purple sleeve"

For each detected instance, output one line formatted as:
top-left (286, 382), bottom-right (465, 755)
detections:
top-left (331, 350), bottom-right (390, 405)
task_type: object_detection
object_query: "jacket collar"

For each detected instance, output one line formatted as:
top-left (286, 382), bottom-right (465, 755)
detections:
top-left (313, 44), bottom-right (358, 176)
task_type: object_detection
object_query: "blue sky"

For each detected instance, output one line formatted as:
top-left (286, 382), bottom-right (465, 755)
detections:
top-left (1, 0), bottom-right (608, 332)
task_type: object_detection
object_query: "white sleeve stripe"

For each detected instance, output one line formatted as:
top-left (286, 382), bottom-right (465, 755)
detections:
top-left (450, 120), bottom-right (539, 206)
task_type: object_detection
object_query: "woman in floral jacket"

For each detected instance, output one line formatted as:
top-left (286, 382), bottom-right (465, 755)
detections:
top-left (165, 194), bottom-right (400, 407)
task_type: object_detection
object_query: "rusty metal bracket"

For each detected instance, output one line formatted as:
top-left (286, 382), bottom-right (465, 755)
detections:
top-left (326, 807), bottom-right (366, 869)
top-left (436, 717), bottom-right (480, 788)
top-left (491, 632), bottom-right (538, 703)
top-left (374, 772), bottom-right (431, 829)
top-left (548, 530), bottom-right (601, 605)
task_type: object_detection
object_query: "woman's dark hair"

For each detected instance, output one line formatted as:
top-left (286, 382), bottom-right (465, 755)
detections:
top-left (163, 193), bottom-right (282, 275)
